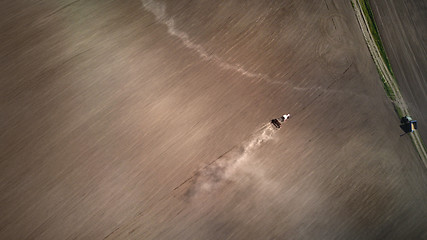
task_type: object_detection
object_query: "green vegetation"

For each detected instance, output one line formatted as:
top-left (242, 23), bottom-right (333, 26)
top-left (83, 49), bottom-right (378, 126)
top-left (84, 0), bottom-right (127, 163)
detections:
top-left (358, 0), bottom-right (397, 103)
top-left (379, 72), bottom-right (395, 101)
top-left (354, 0), bottom-right (427, 162)
top-left (358, 0), bottom-right (394, 76)
top-left (393, 105), bottom-right (404, 119)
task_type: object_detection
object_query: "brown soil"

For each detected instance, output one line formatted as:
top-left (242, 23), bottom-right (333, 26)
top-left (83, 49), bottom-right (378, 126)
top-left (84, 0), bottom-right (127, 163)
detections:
top-left (370, 0), bottom-right (427, 142)
top-left (1, 0), bottom-right (426, 239)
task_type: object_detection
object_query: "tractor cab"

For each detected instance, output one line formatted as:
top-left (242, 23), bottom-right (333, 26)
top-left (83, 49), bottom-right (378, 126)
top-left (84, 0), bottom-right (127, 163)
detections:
top-left (401, 116), bottom-right (418, 133)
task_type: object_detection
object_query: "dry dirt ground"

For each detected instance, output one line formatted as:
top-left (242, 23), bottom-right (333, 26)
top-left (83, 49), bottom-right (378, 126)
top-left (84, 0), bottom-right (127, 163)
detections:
top-left (351, 0), bottom-right (426, 165)
top-left (1, 0), bottom-right (426, 239)
top-left (370, 0), bottom-right (427, 141)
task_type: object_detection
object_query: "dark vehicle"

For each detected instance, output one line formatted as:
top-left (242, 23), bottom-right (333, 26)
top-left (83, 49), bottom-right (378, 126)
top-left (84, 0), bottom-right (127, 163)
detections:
top-left (401, 116), bottom-right (418, 133)
top-left (271, 114), bottom-right (290, 128)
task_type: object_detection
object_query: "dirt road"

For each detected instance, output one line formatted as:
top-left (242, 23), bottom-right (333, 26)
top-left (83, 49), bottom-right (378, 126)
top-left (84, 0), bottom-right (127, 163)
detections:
top-left (350, 0), bottom-right (427, 165)
top-left (1, 0), bottom-right (426, 239)
top-left (370, 0), bottom-right (427, 141)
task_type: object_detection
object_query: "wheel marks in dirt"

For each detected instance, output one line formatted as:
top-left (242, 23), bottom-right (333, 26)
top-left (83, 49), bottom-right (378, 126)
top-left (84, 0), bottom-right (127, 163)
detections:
top-left (315, 11), bottom-right (357, 77)
top-left (140, 0), bottom-right (271, 82)
top-left (140, 0), bottom-right (299, 88)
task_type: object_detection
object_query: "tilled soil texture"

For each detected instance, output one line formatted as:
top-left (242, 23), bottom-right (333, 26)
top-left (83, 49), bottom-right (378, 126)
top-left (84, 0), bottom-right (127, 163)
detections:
top-left (370, 0), bottom-right (427, 141)
top-left (350, 0), bottom-right (427, 166)
top-left (1, 0), bottom-right (426, 239)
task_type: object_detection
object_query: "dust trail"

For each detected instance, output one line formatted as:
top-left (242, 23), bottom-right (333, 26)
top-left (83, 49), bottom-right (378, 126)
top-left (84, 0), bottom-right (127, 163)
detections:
top-left (185, 123), bottom-right (279, 198)
top-left (140, 0), bottom-right (284, 85)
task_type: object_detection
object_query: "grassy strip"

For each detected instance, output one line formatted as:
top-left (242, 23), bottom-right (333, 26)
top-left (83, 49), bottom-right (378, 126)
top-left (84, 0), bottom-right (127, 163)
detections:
top-left (393, 105), bottom-right (404, 119)
top-left (379, 71), bottom-right (396, 101)
top-left (358, 0), bottom-right (408, 119)
top-left (358, 0), bottom-right (394, 76)
top-left (355, 0), bottom-right (427, 162)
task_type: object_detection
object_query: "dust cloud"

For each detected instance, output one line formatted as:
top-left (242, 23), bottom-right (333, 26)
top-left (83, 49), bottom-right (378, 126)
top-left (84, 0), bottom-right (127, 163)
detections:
top-left (185, 123), bottom-right (281, 199)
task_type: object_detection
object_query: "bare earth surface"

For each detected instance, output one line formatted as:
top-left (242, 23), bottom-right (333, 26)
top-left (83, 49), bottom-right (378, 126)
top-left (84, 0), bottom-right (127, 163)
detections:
top-left (370, 0), bottom-right (427, 141)
top-left (350, 0), bottom-right (427, 165)
top-left (1, 0), bottom-right (426, 239)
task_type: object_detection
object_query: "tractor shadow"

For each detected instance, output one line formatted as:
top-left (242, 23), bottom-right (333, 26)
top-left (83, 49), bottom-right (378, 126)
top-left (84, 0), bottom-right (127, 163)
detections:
top-left (400, 123), bottom-right (413, 137)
